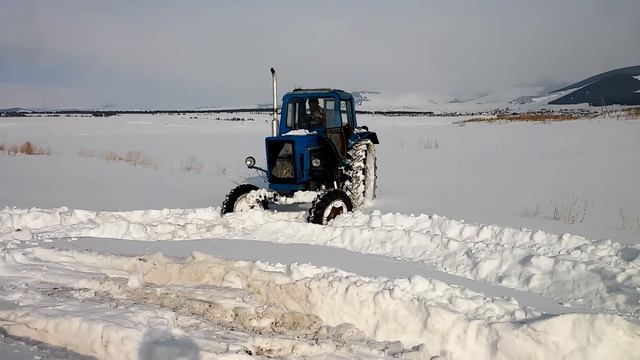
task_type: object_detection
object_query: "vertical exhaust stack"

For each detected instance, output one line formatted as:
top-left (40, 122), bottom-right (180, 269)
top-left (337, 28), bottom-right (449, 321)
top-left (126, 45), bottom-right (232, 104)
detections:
top-left (270, 67), bottom-right (278, 136)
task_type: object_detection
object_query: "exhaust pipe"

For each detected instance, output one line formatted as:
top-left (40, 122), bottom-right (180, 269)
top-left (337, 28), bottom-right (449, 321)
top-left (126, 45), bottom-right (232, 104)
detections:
top-left (270, 67), bottom-right (278, 136)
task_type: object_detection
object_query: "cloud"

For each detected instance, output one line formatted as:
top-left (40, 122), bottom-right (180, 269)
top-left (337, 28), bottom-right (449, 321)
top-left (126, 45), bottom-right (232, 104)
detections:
top-left (1, 0), bottom-right (639, 109)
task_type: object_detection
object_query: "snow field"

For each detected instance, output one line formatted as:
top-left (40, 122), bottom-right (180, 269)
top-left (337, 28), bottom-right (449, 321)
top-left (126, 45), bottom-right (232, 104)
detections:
top-left (1, 114), bottom-right (639, 245)
top-left (2, 206), bottom-right (639, 318)
top-left (1, 246), bottom-right (638, 359)
top-left (1, 113), bottom-right (639, 358)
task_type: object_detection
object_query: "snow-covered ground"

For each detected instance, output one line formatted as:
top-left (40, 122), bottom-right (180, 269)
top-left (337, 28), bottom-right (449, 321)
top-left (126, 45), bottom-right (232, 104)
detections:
top-left (1, 112), bottom-right (639, 359)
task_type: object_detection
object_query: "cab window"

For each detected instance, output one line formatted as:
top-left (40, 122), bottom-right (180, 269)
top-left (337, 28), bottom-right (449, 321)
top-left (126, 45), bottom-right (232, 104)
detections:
top-left (286, 97), bottom-right (337, 129)
top-left (340, 100), bottom-right (354, 126)
top-left (324, 99), bottom-right (339, 128)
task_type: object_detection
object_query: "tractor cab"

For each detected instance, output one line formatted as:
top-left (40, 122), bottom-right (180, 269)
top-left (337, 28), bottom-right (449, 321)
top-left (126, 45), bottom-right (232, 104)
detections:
top-left (279, 89), bottom-right (357, 157)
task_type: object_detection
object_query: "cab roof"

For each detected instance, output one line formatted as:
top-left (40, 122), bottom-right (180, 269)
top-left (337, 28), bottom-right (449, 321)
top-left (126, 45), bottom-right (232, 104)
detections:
top-left (285, 88), bottom-right (353, 101)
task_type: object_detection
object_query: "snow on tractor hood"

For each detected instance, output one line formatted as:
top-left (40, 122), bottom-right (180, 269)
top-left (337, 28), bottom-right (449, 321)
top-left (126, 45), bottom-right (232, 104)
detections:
top-left (282, 129), bottom-right (318, 136)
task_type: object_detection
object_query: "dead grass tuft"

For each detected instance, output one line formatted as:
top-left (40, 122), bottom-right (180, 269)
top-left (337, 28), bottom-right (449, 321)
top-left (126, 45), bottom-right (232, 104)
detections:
top-left (122, 151), bottom-right (155, 168)
top-left (78, 149), bottom-right (97, 158)
top-left (79, 149), bottom-right (156, 169)
top-left (181, 156), bottom-right (204, 173)
top-left (552, 197), bottom-right (593, 225)
top-left (1, 141), bottom-right (51, 155)
top-left (622, 107), bottom-right (640, 119)
top-left (461, 112), bottom-right (594, 125)
top-left (524, 197), bottom-right (593, 225)
top-left (619, 207), bottom-right (640, 230)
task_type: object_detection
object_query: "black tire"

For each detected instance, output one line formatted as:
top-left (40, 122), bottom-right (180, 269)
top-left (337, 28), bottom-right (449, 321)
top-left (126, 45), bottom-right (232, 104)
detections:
top-left (364, 141), bottom-right (377, 203)
top-left (343, 140), bottom-right (376, 208)
top-left (220, 184), bottom-right (268, 216)
top-left (307, 190), bottom-right (353, 225)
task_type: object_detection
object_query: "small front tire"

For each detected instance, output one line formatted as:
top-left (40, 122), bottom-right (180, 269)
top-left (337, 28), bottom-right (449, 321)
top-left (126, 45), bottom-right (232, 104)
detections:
top-left (307, 190), bottom-right (353, 225)
top-left (221, 184), bottom-right (268, 216)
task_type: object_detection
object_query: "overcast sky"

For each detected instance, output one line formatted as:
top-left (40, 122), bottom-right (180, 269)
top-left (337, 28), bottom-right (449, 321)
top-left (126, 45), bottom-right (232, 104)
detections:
top-left (1, 0), bottom-right (639, 109)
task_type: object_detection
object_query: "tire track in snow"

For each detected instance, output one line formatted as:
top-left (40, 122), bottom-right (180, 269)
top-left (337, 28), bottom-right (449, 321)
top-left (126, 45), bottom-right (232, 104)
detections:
top-left (2, 246), bottom-right (638, 360)
top-left (1, 206), bottom-right (639, 317)
top-left (51, 236), bottom-right (591, 317)
top-left (0, 247), bottom-right (428, 358)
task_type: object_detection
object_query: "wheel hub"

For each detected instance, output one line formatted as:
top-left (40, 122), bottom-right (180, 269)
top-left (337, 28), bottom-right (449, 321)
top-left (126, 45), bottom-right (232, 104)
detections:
top-left (233, 194), bottom-right (254, 212)
top-left (322, 200), bottom-right (346, 223)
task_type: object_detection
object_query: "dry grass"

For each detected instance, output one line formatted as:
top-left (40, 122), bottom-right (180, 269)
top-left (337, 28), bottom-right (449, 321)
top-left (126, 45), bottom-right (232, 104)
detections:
top-left (0, 141), bottom-right (51, 155)
top-left (460, 112), bottom-right (594, 125)
top-left (181, 156), bottom-right (204, 173)
top-left (79, 149), bottom-right (156, 169)
top-left (621, 107), bottom-right (640, 119)
top-left (523, 197), bottom-right (593, 225)
top-left (552, 197), bottom-right (593, 225)
top-left (78, 149), bottom-right (97, 158)
top-left (619, 207), bottom-right (640, 230)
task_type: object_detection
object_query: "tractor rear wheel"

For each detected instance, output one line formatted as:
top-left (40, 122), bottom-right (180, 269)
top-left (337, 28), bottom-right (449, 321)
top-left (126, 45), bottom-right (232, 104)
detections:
top-left (307, 190), bottom-right (353, 225)
top-left (343, 140), bottom-right (377, 208)
top-left (221, 184), bottom-right (268, 216)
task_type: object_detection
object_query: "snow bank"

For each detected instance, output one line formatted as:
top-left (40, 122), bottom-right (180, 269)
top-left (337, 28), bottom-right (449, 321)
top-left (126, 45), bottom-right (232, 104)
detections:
top-left (2, 206), bottom-right (638, 317)
top-left (0, 247), bottom-right (637, 359)
top-left (0, 248), bottom-right (426, 359)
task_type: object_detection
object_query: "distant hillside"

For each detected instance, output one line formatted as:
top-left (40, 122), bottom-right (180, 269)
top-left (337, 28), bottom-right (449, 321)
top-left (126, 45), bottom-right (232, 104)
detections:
top-left (549, 65), bottom-right (640, 106)
top-left (0, 108), bottom-right (31, 113)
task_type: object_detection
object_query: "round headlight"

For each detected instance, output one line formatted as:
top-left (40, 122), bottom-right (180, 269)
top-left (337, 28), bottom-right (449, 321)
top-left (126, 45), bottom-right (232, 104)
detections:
top-left (244, 156), bottom-right (256, 167)
top-left (311, 157), bottom-right (321, 168)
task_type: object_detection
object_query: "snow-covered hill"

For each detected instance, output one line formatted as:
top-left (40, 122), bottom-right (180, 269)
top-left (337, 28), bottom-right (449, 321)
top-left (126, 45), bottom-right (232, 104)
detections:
top-left (351, 66), bottom-right (640, 112)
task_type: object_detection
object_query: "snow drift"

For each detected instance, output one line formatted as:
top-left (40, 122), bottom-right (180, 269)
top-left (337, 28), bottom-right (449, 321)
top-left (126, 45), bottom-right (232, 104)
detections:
top-left (0, 246), bottom-right (638, 359)
top-left (1, 206), bottom-right (639, 318)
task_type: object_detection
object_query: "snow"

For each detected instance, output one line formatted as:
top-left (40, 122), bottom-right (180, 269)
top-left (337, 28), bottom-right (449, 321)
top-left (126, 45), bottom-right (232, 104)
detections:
top-left (2, 206), bottom-right (639, 316)
top-left (283, 129), bottom-right (317, 136)
top-left (1, 111), bottom-right (639, 358)
top-left (1, 246), bottom-right (638, 359)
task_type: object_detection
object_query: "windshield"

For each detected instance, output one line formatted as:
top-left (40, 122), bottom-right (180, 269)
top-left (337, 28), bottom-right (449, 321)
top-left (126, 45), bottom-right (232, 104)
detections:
top-left (286, 97), bottom-right (336, 129)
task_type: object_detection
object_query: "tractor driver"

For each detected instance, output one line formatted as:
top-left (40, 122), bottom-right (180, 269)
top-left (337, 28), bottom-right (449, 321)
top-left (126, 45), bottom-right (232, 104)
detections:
top-left (308, 98), bottom-right (325, 126)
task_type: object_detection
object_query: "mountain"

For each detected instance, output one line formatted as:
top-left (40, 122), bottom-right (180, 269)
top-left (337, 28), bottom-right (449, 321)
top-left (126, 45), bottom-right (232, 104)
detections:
top-left (350, 91), bottom-right (381, 106)
top-left (0, 108), bottom-right (32, 113)
top-left (549, 65), bottom-right (640, 106)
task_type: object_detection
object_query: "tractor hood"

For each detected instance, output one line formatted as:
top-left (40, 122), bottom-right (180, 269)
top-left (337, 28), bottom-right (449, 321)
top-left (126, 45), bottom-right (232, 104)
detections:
top-left (264, 134), bottom-right (324, 192)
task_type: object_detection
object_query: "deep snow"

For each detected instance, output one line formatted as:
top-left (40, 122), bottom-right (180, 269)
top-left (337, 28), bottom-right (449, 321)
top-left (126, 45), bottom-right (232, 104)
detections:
top-left (1, 206), bottom-right (638, 316)
top-left (1, 246), bottom-right (638, 359)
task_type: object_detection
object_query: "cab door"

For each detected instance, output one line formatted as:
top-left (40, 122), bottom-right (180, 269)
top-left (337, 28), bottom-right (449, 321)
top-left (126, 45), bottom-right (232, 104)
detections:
top-left (323, 98), bottom-right (346, 157)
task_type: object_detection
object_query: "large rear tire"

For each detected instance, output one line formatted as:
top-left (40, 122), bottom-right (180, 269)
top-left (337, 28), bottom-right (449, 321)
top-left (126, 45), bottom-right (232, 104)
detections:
top-left (343, 140), bottom-right (377, 208)
top-left (220, 184), bottom-right (268, 216)
top-left (307, 190), bottom-right (353, 225)
top-left (363, 141), bottom-right (377, 204)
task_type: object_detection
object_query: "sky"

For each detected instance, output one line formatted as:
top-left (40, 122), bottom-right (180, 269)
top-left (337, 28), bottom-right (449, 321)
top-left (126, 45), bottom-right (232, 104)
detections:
top-left (1, 0), bottom-right (639, 109)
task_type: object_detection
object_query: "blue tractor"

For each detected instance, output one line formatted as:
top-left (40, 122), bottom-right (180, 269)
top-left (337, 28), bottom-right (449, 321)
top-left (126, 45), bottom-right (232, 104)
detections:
top-left (221, 68), bottom-right (379, 224)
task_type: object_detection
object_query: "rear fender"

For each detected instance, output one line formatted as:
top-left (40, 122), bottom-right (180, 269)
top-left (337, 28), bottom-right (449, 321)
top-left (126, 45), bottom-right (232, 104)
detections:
top-left (352, 130), bottom-right (379, 145)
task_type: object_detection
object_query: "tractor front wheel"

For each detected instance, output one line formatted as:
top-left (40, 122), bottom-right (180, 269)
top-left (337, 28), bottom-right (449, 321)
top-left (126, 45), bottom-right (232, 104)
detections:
top-left (221, 184), bottom-right (268, 216)
top-left (307, 190), bottom-right (353, 225)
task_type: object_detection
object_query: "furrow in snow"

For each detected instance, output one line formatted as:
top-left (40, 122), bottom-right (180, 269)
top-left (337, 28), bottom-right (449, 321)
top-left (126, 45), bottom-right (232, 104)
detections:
top-left (1, 247), bottom-right (638, 359)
